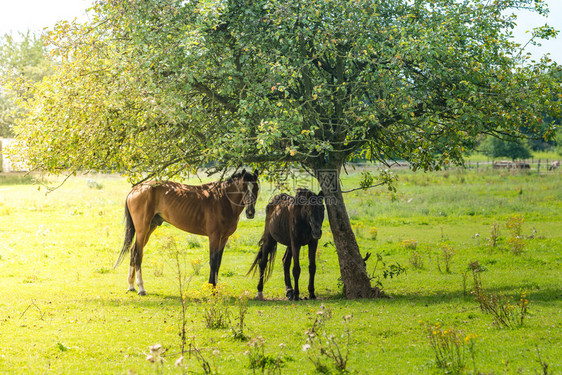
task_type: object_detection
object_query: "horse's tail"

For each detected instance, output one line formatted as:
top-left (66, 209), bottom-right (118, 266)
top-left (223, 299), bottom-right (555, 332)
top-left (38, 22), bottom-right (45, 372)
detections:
top-left (246, 235), bottom-right (277, 281)
top-left (113, 200), bottom-right (135, 269)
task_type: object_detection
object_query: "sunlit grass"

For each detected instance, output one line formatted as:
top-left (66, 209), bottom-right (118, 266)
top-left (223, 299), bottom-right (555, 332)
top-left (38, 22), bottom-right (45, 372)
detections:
top-left (0, 168), bottom-right (560, 373)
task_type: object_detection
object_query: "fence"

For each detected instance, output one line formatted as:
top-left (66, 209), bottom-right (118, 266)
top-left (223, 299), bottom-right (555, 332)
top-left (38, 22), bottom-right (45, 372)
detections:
top-left (464, 159), bottom-right (560, 174)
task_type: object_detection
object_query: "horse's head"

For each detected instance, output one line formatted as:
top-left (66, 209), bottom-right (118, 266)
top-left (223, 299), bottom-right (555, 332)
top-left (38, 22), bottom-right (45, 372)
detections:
top-left (235, 169), bottom-right (259, 219)
top-left (295, 189), bottom-right (325, 239)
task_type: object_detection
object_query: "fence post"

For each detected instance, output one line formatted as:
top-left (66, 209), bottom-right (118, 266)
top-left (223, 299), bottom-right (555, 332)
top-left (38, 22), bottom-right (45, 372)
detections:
top-left (537, 159), bottom-right (541, 174)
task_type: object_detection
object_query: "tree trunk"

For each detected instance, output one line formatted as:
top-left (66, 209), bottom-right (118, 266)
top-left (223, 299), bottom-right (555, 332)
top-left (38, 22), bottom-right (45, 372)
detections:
top-left (315, 167), bottom-right (381, 299)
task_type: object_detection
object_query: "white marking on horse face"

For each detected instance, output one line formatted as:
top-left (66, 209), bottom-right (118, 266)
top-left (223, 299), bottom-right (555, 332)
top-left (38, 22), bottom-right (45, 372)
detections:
top-left (247, 182), bottom-right (254, 195)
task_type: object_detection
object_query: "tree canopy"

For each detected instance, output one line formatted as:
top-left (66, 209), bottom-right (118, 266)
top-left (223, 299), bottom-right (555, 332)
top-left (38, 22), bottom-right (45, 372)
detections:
top-left (5, 0), bottom-right (561, 297)
top-left (7, 0), bottom-right (560, 178)
top-left (0, 32), bottom-right (48, 137)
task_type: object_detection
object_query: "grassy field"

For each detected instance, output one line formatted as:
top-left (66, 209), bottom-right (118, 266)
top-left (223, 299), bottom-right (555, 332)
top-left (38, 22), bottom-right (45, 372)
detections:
top-left (0, 167), bottom-right (561, 374)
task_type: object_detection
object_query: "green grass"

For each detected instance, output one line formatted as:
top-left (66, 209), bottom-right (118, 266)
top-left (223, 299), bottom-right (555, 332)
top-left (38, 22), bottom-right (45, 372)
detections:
top-left (0, 168), bottom-right (561, 374)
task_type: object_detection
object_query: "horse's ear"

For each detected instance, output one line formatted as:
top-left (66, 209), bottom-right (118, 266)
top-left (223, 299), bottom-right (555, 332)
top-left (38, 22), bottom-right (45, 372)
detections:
top-left (318, 190), bottom-right (324, 198)
top-left (241, 168), bottom-right (246, 175)
top-left (253, 169), bottom-right (259, 178)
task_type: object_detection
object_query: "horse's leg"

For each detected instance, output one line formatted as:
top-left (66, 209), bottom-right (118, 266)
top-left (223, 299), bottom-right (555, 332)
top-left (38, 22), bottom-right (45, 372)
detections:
top-left (291, 244), bottom-right (302, 301)
top-left (257, 236), bottom-right (275, 300)
top-left (129, 223), bottom-right (158, 295)
top-left (127, 261), bottom-right (136, 293)
top-left (128, 234), bottom-right (144, 294)
top-left (307, 240), bottom-right (318, 299)
top-left (282, 246), bottom-right (294, 300)
top-left (208, 235), bottom-right (227, 287)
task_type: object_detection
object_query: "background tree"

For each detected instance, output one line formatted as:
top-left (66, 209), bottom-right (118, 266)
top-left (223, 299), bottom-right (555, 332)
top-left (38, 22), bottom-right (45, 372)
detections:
top-left (6, 0), bottom-right (561, 298)
top-left (480, 136), bottom-right (532, 160)
top-left (0, 32), bottom-right (48, 137)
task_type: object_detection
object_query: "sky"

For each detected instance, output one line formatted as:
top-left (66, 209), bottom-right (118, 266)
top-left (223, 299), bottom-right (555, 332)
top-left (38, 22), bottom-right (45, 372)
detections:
top-left (0, 0), bottom-right (561, 63)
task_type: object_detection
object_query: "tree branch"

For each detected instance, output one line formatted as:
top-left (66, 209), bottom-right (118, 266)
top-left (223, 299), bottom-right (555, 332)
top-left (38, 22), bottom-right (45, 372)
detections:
top-left (192, 80), bottom-right (238, 112)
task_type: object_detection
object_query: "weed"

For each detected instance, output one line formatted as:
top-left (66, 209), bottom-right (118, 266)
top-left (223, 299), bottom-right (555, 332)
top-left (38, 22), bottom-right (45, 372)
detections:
top-left (201, 286), bottom-right (232, 329)
top-left (303, 304), bottom-right (352, 373)
top-left (468, 260), bottom-right (485, 300)
top-left (468, 260), bottom-right (530, 328)
top-left (488, 222), bottom-right (501, 249)
top-left (95, 267), bottom-right (111, 274)
top-left (222, 269), bottom-right (236, 277)
top-left (462, 271), bottom-right (469, 297)
top-left (369, 226), bottom-right (378, 240)
top-left (146, 344), bottom-right (165, 375)
top-left (425, 322), bottom-right (477, 374)
top-left (472, 233), bottom-right (481, 246)
top-left (191, 258), bottom-right (203, 275)
top-left (475, 291), bottom-right (530, 328)
top-left (246, 336), bottom-right (286, 374)
top-left (352, 222), bottom-right (366, 238)
top-left (375, 254), bottom-right (406, 285)
top-left (146, 343), bottom-right (164, 364)
top-left (505, 214), bottom-right (524, 237)
top-left (506, 236), bottom-right (525, 255)
top-left (400, 239), bottom-right (418, 250)
top-left (506, 215), bottom-right (525, 255)
top-left (152, 261), bottom-right (164, 277)
top-left (437, 243), bottom-right (455, 273)
top-left (185, 236), bottom-right (202, 249)
top-left (535, 346), bottom-right (550, 375)
top-left (409, 250), bottom-right (424, 269)
top-left (163, 236), bottom-right (195, 356)
top-left (176, 338), bottom-right (220, 375)
top-left (232, 291), bottom-right (250, 341)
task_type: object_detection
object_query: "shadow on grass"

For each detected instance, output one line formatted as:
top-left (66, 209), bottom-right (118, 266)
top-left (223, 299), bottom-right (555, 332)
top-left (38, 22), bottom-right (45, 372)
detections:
top-left (381, 285), bottom-right (562, 306)
top-left (82, 283), bottom-right (561, 312)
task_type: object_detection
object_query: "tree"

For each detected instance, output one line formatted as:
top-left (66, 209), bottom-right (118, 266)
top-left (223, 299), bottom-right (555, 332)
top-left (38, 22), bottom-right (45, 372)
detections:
top-left (0, 32), bottom-right (48, 137)
top-left (480, 136), bottom-right (532, 160)
top-left (7, 0), bottom-right (561, 298)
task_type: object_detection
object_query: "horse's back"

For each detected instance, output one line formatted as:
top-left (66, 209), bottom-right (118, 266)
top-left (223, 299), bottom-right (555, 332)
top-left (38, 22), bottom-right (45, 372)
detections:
top-left (127, 181), bottom-right (214, 236)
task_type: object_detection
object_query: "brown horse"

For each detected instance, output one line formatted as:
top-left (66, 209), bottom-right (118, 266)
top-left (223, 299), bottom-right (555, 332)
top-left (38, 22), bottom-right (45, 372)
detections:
top-left (114, 169), bottom-right (259, 295)
top-left (248, 189), bottom-right (324, 301)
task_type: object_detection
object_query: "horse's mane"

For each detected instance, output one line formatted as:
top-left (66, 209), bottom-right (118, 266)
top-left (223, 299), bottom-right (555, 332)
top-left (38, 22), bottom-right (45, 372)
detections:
top-left (228, 172), bottom-right (244, 181)
top-left (269, 193), bottom-right (294, 206)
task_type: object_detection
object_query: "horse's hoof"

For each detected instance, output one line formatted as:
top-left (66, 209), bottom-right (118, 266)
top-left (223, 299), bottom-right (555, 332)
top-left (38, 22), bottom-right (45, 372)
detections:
top-left (286, 289), bottom-right (294, 300)
top-left (127, 288), bottom-right (136, 293)
top-left (138, 290), bottom-right (147, 296)
top-left (256, 292), bottom-right (265, 301)
top-left (309, 294), bottom-right (317, 300)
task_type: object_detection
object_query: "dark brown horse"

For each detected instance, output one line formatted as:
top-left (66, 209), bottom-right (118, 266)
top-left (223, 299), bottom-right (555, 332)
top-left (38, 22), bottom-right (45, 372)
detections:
top-left (248, 188), bottom-right (324, 301)
top-left (114, 169), bottom-right (259, 295)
